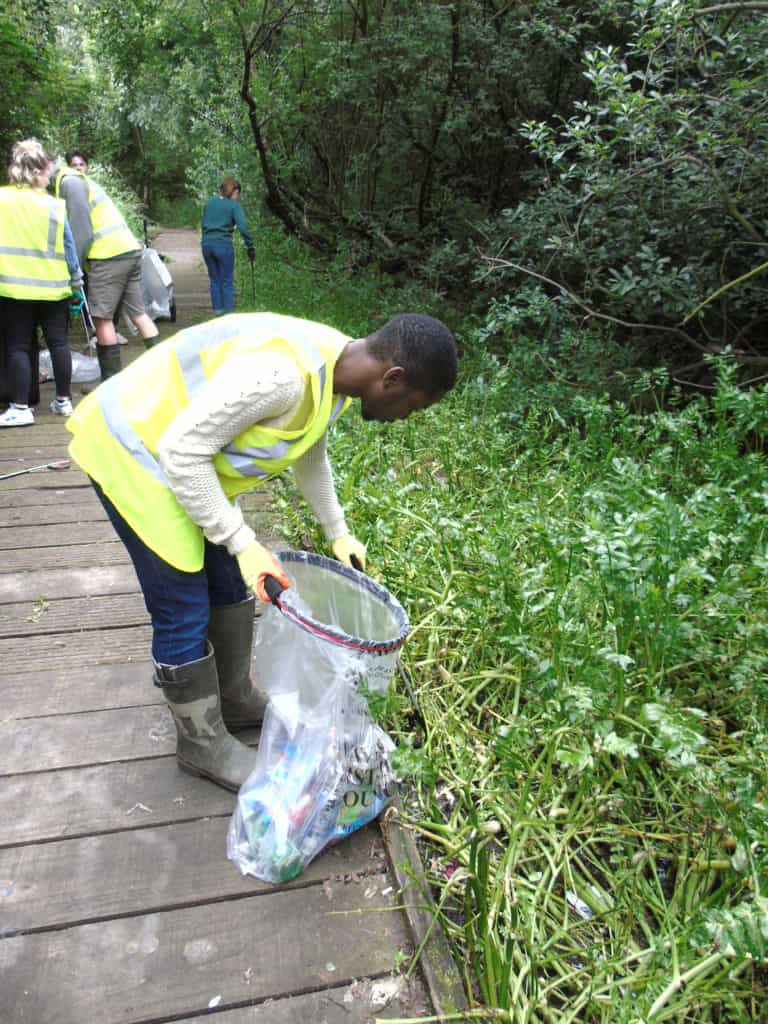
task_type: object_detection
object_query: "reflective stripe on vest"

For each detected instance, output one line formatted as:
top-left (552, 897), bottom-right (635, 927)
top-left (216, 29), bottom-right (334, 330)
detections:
top-left (96, 390), bottom-right (171, 487)
top-left (0, 187), bottom-right (69, 300)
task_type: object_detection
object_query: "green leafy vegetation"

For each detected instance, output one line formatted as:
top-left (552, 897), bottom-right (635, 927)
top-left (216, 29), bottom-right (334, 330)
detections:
top-left (273, 291), bottom-right (768, 1019)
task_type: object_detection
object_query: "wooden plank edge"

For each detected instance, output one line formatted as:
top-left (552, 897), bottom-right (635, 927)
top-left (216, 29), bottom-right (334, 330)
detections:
top-left (379, 795), bottom-right (469, 1019)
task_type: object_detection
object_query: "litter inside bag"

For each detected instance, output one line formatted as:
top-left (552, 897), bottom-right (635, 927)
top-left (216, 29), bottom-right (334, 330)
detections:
top-left (227, 550), bottom-right (408, 883)
top-left (228, 696), bottom-right (397, 882)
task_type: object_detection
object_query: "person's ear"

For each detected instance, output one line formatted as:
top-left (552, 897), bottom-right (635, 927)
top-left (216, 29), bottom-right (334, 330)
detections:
top-left (382, 365), bottom-right (406, 389)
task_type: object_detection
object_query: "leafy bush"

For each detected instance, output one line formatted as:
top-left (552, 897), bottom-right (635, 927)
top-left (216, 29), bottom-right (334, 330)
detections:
top-left (480, 2), bottom-right (768, 367)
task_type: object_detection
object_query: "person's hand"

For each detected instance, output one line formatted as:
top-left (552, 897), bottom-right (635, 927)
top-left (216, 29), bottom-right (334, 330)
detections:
top-left (332, 533), bottom-right (367, 571)
top-left (69, 289), bottom-right (85, 314)
top-left (247, 249), bottom-right (255, 264)
top-left (236, 541), bottom-right (290, 602)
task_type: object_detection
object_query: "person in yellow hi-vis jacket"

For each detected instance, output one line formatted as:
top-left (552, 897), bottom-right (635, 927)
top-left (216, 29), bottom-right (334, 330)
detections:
top-left (66, 311), bottom-right (458, 791)
top-left (0, 139), bottom-right (84, 425)
top-left (54, 150), bottom-right (161, 383)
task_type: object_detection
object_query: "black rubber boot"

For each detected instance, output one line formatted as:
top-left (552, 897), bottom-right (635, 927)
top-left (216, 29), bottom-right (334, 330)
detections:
top-left (154, 642), bottom-right (257, 791)
top-left (96, 343), bottom-right (122, 380)
top-left (208, 597), bottom-right (268, 730)
top-left (143, 334), bottom-right (161, 350)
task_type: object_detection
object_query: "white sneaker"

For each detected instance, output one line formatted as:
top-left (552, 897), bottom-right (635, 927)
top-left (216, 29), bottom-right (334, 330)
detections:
top-left (50, 397), bottom-right (73, 417)
top-left (0, 405), bottom-right (34, 427)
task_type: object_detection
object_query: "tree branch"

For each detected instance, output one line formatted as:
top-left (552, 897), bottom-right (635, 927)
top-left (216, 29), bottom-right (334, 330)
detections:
top-left (481, 255), bottom-right (712, 353)
top-left (682, 260), bottom-right (768, 324)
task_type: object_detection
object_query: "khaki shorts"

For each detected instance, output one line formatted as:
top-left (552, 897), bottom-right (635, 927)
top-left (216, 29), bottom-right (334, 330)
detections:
top-left (88, 251), bottom-right (146, 320)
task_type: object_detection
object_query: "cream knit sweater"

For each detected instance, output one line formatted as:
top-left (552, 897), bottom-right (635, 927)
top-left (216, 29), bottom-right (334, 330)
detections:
top-left (156, 350), bottom-right (348, 556)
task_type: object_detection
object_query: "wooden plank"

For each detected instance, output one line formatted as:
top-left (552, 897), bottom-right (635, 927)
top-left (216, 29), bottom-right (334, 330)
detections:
top-left (0, 624), bottom-right (152, 673)
top-left (1, 818), bottom-right (385, 934)
top-left (174, 981), bottom-right (431, 1024)
top-left (0, 520), bottom-right (117, 550)
top-left (0, 592), bottom-right (149, 638)
top-left (0, 468), bottom-right (89, 490)
top-left (0, 877), bottom-right (408, 1024)
top-left (0, 565), bottom-right (140, 604)
top-left (173, 982), bottom-right (431, 1024)
top-left (0, 501), bottom-right (107, 527)
top-left (0, 540), bottom-right (129, 573)
top-left (0, 486), bottom-right (94, 508)
top-left (0, 702), bottom-right (176, 775)
top-left (0, 425), bottom-right (70, 446)
top-left (0, 758), bottom-right (236, 846)
top-left (0, 660), bottom-right (153, 718)
top-left (0, 446), bottom-right (72, 464)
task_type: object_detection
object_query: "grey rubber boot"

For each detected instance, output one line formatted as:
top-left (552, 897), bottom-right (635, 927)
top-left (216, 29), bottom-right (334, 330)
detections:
top-left (154, 642), bottom-right (257, 791)
top-left (207, 597), bottom-right (268, 730)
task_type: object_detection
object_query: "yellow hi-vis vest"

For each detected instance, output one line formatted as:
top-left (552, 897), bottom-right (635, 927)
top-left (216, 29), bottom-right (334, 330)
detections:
top-left (54, 169), bottom-right (139, 261)
top-left (0, 186), bottom-right (69, 301)
top-left (67, 313), bottom-right (352, 571)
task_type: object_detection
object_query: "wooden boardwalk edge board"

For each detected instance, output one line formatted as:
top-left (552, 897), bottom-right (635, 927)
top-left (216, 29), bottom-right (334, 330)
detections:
top-left (381, 797), bottom-right (470, 1018)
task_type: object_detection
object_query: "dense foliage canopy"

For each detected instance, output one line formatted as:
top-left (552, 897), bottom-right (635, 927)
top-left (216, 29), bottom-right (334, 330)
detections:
top-left (4, 0), bottom-right (767, 374)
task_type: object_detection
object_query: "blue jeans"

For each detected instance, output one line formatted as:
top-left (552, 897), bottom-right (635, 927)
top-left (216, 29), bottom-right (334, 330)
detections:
top-left (202, 244), bottom-right (235, 313)
top-left (93, 480), bottom-right (248, 666)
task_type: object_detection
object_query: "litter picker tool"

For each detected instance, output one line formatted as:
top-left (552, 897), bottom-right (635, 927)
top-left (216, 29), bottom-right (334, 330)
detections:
top-left (0, 459), bottom-right (71, 481)
top-left (82, 293), bottom-right (96, 335)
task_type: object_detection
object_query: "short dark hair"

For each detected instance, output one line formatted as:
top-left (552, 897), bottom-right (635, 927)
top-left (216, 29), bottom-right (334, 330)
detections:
top-left (65, 150), bottom-right (88, 166)
top-left (366, 314), bottom-right (458, 395)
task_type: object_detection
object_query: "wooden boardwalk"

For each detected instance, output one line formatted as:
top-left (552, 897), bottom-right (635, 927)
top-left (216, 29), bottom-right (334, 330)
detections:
top-left (0, 231), bottom-right (440, 1023)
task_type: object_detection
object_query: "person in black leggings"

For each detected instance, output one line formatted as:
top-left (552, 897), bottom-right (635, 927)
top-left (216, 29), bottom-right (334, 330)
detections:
top-left (1, 296), bottom-right (73, 413)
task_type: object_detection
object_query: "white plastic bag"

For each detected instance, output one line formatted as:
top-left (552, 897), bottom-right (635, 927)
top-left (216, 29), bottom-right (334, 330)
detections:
top-left (141, 247), bottom-right (174, 320)
top-left (39, 349), bottom-right (100, 383)
top-left (71, 351), bottom-right (100, 382)
top-left (227, 551), bottom-right (408, 883)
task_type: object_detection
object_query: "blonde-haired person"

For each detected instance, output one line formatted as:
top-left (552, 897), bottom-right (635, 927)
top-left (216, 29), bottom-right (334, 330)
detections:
top-left (200, 175), bottom-right (255, 315)
top-left (0, 139), bottom-right (84, 426)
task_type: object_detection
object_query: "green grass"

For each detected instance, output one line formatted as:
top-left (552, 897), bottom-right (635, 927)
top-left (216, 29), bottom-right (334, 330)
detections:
top-left (247, 232), bottom-right (768, 1021)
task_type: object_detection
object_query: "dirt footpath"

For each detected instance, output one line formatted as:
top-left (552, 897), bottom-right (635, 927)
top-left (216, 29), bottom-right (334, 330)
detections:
top-left (151, 227), bottom-right (212, 334)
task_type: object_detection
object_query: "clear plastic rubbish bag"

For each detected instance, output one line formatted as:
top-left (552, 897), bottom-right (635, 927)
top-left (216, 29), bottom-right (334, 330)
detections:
top-left (39, 349), bottom-right (100, 383)
top-left (227, 550), bottom-right (408, 883)
top-left (141, 247), bottom-right (174, 320)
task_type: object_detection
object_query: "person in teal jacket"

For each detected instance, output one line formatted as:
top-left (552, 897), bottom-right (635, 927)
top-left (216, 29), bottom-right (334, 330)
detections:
top-left (201, 176), bottom-right (255, 315)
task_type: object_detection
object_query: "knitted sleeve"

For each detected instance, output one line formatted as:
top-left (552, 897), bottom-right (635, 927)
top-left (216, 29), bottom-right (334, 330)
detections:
top-left (156, 352), bottom-right (304, 554)
top-left (292, 431), bottom-right (348, 542)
